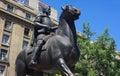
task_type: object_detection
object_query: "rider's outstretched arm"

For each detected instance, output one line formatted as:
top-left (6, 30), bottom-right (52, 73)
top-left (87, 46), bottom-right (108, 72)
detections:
top-left (34, 22), bottom-right (50, 29)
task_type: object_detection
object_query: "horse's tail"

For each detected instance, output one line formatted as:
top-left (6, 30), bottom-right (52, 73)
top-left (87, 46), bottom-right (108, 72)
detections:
top-left (16, 50), bottom-right (25, 64)
top-left (15, 49), bottom-right (27, 75)
top-left (15, 49), bottom-right (26, 64)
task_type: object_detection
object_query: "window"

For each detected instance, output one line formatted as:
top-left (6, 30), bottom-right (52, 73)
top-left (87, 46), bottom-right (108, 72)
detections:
top-left (23, 41), bottom-right (28, 49)
top-left (25, 13), bottom-right (31, 20)
top-left (0, 66), bottom-right (5, 75)
top-left (17, 0), bottom-right (25, 3)
top-left (2, 34), bottom-right (10, 45)
top-left (24, 27), bottom-right (30, 36)
top-left (7, 5), bottom-right (13, 12)
top-left (24, 0), bottom-right (29, 5)
top-left (17, 0), bottom-right (29, 5)
top-left (38, 6), bottom-right (42, 12)
top-left (0, 49), bottom-right (7, 60)
top-left (4, 20), bottom-right (12, 30)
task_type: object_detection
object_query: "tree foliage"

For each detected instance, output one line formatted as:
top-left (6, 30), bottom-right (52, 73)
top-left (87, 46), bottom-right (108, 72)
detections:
top-left (75, 23), bottom-right (120, 76)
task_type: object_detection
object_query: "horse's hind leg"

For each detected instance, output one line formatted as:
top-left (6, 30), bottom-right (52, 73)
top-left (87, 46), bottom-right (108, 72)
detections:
top-left (56, 58), bottom-right (74, 76)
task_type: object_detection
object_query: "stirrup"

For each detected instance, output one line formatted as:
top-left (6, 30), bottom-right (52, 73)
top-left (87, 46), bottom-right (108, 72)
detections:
top-left (29, 60), bottom-right (37, 66)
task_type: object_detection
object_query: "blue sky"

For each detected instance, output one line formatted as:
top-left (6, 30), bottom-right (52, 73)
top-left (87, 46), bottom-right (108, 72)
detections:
top-left (40, 0), bottom-right (120, 51)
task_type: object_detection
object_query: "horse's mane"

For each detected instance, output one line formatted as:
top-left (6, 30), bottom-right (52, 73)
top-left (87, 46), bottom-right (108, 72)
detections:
top-left (58, 10), bottom-right (77, 45)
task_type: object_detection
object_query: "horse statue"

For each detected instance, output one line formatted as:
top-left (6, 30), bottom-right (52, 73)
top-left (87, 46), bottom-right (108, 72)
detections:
top-left (15, 5), bottom-right (80, 76)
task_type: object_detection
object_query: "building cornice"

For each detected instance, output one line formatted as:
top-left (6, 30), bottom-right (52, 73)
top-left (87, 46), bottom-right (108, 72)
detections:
top-left (0, 59), bottom-right (10, 66)
top-left (0, 7), bottom-right (34, 25)
top-left (4, 0), bottom-right (39, 16)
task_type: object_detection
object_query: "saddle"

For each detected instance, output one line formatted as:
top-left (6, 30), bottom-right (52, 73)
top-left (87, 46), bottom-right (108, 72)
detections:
top-left (26, 33), bottom-right (54, 55)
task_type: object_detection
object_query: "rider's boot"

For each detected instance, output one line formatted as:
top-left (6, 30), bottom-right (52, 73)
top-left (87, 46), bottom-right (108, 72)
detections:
top-left (29, 40), bottom-right (44, 66)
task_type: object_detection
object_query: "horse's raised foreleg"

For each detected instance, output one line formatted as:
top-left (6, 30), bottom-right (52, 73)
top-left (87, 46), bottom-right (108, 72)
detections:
top-left (56, 58), bottom-right (74, 76)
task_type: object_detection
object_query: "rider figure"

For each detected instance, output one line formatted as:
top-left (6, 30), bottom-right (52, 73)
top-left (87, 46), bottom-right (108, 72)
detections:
top-left (29, 6), bottom-right (57, 66)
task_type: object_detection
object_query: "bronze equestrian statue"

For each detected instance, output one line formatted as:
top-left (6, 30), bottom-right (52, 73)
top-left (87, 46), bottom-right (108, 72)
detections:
top-left (15, 5), bottom-right (80, 76)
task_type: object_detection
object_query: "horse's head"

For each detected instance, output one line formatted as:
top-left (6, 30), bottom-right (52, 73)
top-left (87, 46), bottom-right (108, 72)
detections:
top-left (61, 5), bottom-right (81, 20)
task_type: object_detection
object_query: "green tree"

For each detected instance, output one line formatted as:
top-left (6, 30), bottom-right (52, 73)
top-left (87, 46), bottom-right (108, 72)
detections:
top-left (75, 23), bottom-right (120, 76)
